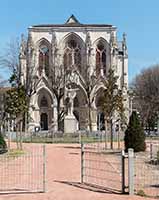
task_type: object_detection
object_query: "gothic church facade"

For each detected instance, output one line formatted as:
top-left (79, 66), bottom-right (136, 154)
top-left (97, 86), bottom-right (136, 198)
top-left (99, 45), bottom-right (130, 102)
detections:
top-left (19, 15), bottom-right (128, 132)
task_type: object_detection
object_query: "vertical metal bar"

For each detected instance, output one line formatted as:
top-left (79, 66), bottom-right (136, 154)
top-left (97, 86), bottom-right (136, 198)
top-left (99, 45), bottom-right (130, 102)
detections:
top-left (43, 145), bottom-right (46, 192)
top-left (150, 143), bottom-right (153, 159)
top-left (128, 148), bottom-right (134, 195)
top-left (121, 150), bottom-right (125, 193)
top-left (81, 143), bottom-right (84, 183)
top-left (79, 131), bottom-right (81, 144)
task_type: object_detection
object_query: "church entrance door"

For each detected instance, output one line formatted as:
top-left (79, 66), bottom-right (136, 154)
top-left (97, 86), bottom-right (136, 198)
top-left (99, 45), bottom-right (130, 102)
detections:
top-left (97, 112), bottom-right (105, 131)
top-left (40, 113), bottom-right (48, 130)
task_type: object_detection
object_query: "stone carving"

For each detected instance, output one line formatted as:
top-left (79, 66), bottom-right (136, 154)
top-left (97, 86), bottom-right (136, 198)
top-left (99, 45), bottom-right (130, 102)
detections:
top-left (65, 86), bottom-right (78, 116)
top-left (85, 32), bottom-right (91, 50)
top-left (20, 34), bottom-right (26, 58)
top-left (66, 70), bottom-right (80, 85)
top-left (51, 31), bottom-right (57, 53)
top-left (27, 32), bottom-right (34, 56)
top-left (122, 32), bottom-right (127, 53)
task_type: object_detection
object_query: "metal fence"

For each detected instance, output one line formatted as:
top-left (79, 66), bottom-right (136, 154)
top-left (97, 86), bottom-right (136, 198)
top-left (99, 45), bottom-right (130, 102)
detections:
top-left (81, 140), bottom-right (159, 198)
top-left (0, 145), bottom-right (46, 193)
top-left (81, 143), bottom-right (123, 193)
top-left (134, 142), bottom-right (159, 198)
top-left (6, 130), bottom-right (125, 145)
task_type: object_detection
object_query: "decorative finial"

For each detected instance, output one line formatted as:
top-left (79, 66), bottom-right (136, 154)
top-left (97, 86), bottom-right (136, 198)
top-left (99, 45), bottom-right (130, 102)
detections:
top-left (123, 32), bottom-right (126, 44)
top-left (122, 32), bottom-right (127, 53)
top-left (110, 31), bottom-right (117, 47)
top-left (27, 32), bottom-right (34, 53)
top-left (20, 33), bottom-right (26, 58)
top-left (86, 32), bottom-right (91, 48)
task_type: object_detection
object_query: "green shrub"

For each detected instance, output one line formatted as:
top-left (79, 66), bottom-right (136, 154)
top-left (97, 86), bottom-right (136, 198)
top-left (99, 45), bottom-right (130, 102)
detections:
top-left (0, 132), bottom-right (7, 153)
top-left (137, 189), bottom-right (147, 197)
top-left (124, 111), bottom-right (146, 152)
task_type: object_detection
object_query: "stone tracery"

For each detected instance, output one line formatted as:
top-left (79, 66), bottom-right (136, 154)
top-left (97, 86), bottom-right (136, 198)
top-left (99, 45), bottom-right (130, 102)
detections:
top-left (20, 16), bottom-right (128, 132)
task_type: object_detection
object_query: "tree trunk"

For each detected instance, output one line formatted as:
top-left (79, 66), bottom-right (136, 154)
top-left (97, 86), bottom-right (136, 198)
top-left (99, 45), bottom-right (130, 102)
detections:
top-left (24, 112), bottom-right (27, 138)
top-left (7, 118), bottom-right (11, 151)
top-left (88, 106), bottom-right (92, 132)
top-left (110, 119), bottom-right (113, 149)
top-left (16, 122), bottom-right (19, 149)
top-left (19, 120), bottom-right (23, 150)
top-left (88, 97), bottom-right (92, 132)
top-left (104, 119), bottom-right (108, 149)
top-left (57, 99), bottom-right (61, 131)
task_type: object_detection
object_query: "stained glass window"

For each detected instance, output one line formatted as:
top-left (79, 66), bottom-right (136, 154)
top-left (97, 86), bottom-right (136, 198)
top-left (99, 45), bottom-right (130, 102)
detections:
top-left (96, 42), bottom-right (106, 76)
top-left (39, 45), bottom-right (49, 77)
top-left (63, 39), bottom-right (81, 72)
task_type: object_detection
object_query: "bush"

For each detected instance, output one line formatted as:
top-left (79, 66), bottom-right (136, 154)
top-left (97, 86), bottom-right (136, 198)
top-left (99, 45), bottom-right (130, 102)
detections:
top-left (0, 132), bottom-right (7, 153)
top-left (124, 111), bottom-right (146, 152)
top-left (137, 189), bottom-right (147, 197)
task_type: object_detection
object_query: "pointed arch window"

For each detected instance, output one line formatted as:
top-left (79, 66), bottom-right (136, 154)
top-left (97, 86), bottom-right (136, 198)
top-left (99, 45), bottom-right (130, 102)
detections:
top-left (96, 42), bottom-right (106, 76)
top-left (39, 45), bottom-right (49, 77)
top-left (63, 39), bottom-right (81, 72)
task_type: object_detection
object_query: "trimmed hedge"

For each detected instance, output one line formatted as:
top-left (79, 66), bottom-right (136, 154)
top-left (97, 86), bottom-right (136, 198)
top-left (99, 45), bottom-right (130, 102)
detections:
top-left (124, 111), bottom-right (146, 152)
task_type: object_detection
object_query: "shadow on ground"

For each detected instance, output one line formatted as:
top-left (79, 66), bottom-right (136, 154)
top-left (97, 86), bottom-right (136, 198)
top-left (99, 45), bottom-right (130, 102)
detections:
top-left (54, 180), bottom-right (123, 194)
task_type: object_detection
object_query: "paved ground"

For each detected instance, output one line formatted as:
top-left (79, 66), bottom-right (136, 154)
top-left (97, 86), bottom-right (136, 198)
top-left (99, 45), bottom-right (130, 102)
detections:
top-left (0, 143), bottom-right (155, 200)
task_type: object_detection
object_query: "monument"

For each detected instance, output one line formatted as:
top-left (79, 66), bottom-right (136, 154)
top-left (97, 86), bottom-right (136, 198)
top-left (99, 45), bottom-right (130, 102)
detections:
top-left (64, 86), bottom-right (78, 133)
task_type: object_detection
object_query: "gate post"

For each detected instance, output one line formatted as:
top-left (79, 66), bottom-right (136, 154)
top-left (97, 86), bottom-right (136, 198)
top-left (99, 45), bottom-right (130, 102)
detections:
top-left (128, 148), bottom-right (134, 195)
top-left (81, 143), bottom-right (84, 183)
top-left (121, 150), bottom-right (126, 193)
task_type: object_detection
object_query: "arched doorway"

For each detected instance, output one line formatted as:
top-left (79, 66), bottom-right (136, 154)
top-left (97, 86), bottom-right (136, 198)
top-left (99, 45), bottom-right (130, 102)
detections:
top-left (97, 112), bottom-right (105, 130)
top-left (40, 113), bottom-right (48, 130)
top-left (38, 88), bottom-right (54, 131)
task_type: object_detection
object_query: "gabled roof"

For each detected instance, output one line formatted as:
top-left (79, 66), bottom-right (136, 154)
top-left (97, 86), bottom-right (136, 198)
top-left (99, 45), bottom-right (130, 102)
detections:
top-left (32, 15), bottom-right (113, 28)
top-left (65, 15), bottom-right (80, 24)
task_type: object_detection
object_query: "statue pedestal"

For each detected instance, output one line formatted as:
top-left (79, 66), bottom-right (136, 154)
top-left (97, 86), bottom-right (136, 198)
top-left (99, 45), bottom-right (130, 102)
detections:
top-left (64, 115), bottom-right (78, 134)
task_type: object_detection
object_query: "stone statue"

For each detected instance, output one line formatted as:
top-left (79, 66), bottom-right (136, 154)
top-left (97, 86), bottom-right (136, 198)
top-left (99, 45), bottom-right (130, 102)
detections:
top-left (66, 85), bottom-right (78, 116)
top-left (86, 32), bottom-right (91, 50)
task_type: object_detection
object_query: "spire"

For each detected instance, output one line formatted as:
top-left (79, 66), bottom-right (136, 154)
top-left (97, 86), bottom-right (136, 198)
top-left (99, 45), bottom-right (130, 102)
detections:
top-left (19, 34), bottom-right (26, 58)
top-left (122, 32), bottom-right (127, 54)
top-left (65, 14), bottom-right (80, 24)
top-left (123, 32), bottom-right (127, 45)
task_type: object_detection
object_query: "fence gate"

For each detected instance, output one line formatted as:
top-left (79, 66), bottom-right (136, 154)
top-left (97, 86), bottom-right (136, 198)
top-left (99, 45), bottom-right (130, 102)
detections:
top-left (0, 145), bottom-right (46, 193)
top-left (81, 143), bottom-right (122, 193)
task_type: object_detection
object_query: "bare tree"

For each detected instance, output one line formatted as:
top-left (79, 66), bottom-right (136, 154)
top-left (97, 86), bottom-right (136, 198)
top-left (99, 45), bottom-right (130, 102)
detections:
top-left (51, 64), bottom-right (66, 131)
top-left (0, 38), bottom-right (20, 82)
top-left (82, 74), bottom-right (97, 132)
top-left (0, 37), bottom-right (27, 149)
top-left (99, 68), bottom-right (125, 149)
top-left (132, 64), bottom-right (159, 132)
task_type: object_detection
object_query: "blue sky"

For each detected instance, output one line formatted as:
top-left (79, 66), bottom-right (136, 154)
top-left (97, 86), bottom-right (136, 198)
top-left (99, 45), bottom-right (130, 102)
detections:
top-left (0, 0), bottom-right (159, 83)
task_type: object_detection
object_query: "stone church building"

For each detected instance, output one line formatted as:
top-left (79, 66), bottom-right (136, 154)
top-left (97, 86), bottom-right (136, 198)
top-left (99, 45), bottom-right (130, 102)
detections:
top-left (19, 15), bottom-right (128, 132)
